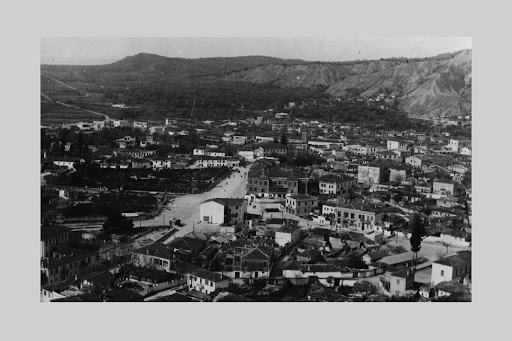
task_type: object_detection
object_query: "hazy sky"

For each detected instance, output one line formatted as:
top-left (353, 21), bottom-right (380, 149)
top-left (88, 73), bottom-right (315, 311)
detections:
top-left (41, 37), bottom-right (472, 65)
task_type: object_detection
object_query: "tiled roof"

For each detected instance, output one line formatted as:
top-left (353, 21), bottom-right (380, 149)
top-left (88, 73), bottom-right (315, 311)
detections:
top-left (434, 251), bottom-right (471, 267)
top-left (41, 225), bottom-right (69, 241)
top-left (188, 268), bottom-right (229, 282)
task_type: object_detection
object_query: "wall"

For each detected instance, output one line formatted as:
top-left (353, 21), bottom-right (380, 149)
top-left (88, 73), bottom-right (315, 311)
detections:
top-left (431, 263), bottom-right (453, 285)
top-left (200, 201), bottom-right (225, 224)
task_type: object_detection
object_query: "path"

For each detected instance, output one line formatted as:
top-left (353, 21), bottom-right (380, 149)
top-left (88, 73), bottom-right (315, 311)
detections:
top-left (41, 73), bottom-right (110, 121)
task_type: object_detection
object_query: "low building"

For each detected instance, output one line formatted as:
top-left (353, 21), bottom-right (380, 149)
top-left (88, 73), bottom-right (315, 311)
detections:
top-left (41, 225), bottom-right (70, 259)
top-left (431, 251), bottom-right (472, 285)
top-left (275, 222), bottom-right (301, 247)
top-left (187, 268), bottom-right (230, 295)
top-left (258, 143), bottom-right (288, 157)
top-left (200, 198), bottom-right (247, 226)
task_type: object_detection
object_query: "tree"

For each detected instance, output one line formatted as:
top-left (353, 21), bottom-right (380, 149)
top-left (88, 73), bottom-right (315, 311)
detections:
top-left (102, 206), bottom-right (134, 235)
top-left (409, 214), bottom-right (426, 273)
top-left (280, 134), bottom-right (288, 146)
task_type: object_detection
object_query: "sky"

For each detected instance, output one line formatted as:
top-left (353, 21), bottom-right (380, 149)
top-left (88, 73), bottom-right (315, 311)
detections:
top-left (41, 37), bottom-right (472, 65)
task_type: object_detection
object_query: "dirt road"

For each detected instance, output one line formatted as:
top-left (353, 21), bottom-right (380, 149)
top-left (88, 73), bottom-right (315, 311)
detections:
top-left (137, 166), bottom-right (250, 238)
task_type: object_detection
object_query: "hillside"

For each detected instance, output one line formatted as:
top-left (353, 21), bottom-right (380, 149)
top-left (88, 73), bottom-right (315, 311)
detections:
top-left (225, 50), bottom-right (472, 118)
top-left (41, 50), bottom-right (471, 119)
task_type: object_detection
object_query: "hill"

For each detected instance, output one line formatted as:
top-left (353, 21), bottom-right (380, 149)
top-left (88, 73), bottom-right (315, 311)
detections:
top-left (41, 50), bottom-right (471, 119)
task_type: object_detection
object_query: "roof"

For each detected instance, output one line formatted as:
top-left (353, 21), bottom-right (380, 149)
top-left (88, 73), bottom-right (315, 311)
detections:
top-left (41, 225), bottom-right (69, 241)
top-left (132, 242), bottom-right (171, 259)
top-left (289, 194), bottom-right (317, 200)
top-left (188, 268), bottom-right (229, 283)
top-left (259, 143), bottom-right (288, 149)
top-left (41, 249), bottom-right (98, 269)
top-left (434, 251), bottom-right (471, 267)
top-left (379, 252), bottom-right (415, 265)
top-left (168, 237), bottom-right (205, 252)
top-left (123, 264), bottom-right (181, 283)
top-left (240, 247), bottom-right (272, 260)
top-left (319, 174), bottom-right (355, 184)
top-left (276, 223), bottom-right (301, 234)
top-left (202, 197), bottom-right (245, 206)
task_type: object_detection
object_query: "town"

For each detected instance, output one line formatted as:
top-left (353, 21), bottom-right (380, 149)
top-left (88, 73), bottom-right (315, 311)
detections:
top-left (40, 105), bottom-right (472, 302)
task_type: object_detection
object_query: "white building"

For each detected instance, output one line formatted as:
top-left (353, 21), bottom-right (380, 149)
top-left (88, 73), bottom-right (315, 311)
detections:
top-left (275, 224), bottom-right (301, 247)
top-left (186, 268), bottom-right (230, 295)
top-left (431, 251), bottom-right (471, 285)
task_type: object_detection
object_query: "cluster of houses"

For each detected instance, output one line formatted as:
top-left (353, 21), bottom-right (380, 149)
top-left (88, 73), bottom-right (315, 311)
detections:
top-left (41, 113), bottom-right (471, 301)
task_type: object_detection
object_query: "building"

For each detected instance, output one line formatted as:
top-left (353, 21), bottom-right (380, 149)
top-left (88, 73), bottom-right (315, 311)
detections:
top-left (41, 226), bottom-right (70, 259)
top-left (238, 149), bottom-right (255, 161)
top-left (187, 268), bottom-right (230, 295)
top-left (433, 180), bottom-right (458, 196)
top-left (192, 156), bottom-right (240, 169)
top-left (431, 251), bottom-right (471, 285)
top-left (41, 249), bottom-right (101, 285)
top-left (379, 267), bottom-right (415, 297)
top-left (448, 139), bottom-right (471, 152)
top-left (322, 203), bottom-right (380, 232)
top-left (275, 222), bottom-right (301, 247)
top-left (285, 194), bottom-right (318, 218)
top-left (357, 160), bottom-right (392, 185)
top-left (133, 121), bottom-right (148, 130)
top-left (200, 198), bottom-right (247, 226)
top-left (387, 140), bottom-right (408, 150)
top-left (318, 174), bottom-right (357, 195)
top-left (258, 143), bottom-right (288, 157)
top-left (405, 154), bottom-right (433, 168)
top-left (247, 167), bottom-right (308, 197)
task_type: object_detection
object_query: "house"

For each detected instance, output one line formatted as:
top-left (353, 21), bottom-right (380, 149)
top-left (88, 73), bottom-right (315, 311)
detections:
top-left (376, 150), bottom-right (400, 161)
top-left (186, 268), bottom-right (230, 295)
top-left (247, 167), bottom-right (308, 197)
top-left (433, 180), bottom-right (458, 196)
top-left (200, 198), bottom-right (247, 226)
top-left (131, 158), bottom-right (152, 169)
top-left (53, 158), bottom-right (82, 170)
top-left (131, 243), bottom-right (172, 271)
top-left (318, 174), bottom-right (357, 195)
top-left (133, 121), bottom-right (148, 130)
top-left (459, 147), bottom-right (471, 156)
top-left (448, 139), bottom-right (471, 152)
top-left (357, 160), bottom-right (392, 185)
top-left (389, 165), bottom-right (412, 183)
top-left (379, 267), bottom-right (415, 297)
top-left (236, 246), bottom-right (273, 279)
top-left (148, 157), bottom-right (172, 170)
top-left (285, 194), bottom-right (318, 218)
top-left (387, 140), bottom-right (408, 150)
top-left (238, 149), bottom-right (255, 161)
top-left (275, 222), bottom-right (301, 247)
top-left (405, 154), bottom-right (432, 168)
top-left (41, 225), bottom-right (70, 259)
top-left (431, 251), bottom-right (471, 285)
top-left (419, 283), bottom-right (436, 298)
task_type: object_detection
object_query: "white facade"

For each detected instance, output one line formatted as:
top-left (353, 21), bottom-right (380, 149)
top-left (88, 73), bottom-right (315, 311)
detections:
top-left (387, 140), bottom-right (408, 150)
top-left (200, 201), bottom-right (225, 224)
top-left (193, 157), bottom-right (240, 169)
top-left (133, 121), bottom-right (148, 130)
top-left (460, 147), bottom-right (471, 155)
top-left (186, 274), bottom-right (229, 295)
top-left (53, 160), bottom-right (75, 170)
top-left (238, 150), bottom-right (255, 161)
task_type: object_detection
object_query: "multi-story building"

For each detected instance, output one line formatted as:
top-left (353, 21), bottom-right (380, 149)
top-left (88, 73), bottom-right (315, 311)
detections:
top-left (247, 167), bottom-right (308, 198)
top-left (186, 268), bottom-right (230, 295)
top-left (433, 179), bottom-right (458, 196)
top-left (448, 139), bottom-right (471, 152)
top-left (285, 194), bottom-right (318, 218)
top-left (200, 198), bottom-right (247, 226)
top-left (357, 160), bottom-right (392, 185)
top-left (321, 203), bottom-right (383, 232)
top-left (318, 174), bottom-right (357, 195)
top-left (258, 143), bottom-right (288, 157)
top-left (41, 225), bottom-right (70, 259)
top-left (133, 121), bottom-right (148, 130)
top-left (41, 249), bottom-right (101, 285)
top-left (192, 156), bottom-right (240, 169)
top-left (387, 140), bottom-right (409, 150)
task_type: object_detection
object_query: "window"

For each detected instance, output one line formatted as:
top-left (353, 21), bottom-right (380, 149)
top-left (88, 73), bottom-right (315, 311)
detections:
top-left (441, 270), bottom-right (444, 276)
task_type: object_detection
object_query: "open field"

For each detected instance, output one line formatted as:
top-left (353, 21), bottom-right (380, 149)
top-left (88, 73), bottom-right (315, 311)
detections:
top-left (41, 102), bottom-right (101, 124)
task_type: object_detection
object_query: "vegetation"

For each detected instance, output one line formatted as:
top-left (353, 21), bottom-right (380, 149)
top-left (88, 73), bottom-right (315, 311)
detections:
top-left (102, 206), bottom-right (135, 235)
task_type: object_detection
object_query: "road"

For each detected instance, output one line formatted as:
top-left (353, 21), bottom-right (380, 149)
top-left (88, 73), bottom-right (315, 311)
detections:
top-left (41, 73), bottom-right (110, 121)
top-left (136, 166), bottom-right (250, 239)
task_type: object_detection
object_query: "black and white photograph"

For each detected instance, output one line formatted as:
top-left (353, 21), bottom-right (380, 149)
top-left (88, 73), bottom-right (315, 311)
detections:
top-left (7, 1), bottom-right (510, 339)
top-left (39, 36), bottom-right (472, 303)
